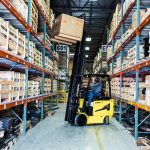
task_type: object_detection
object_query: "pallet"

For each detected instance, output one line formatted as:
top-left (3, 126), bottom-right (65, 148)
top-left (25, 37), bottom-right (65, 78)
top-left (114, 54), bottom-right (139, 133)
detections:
top-left (12, 91), bottom-right (19, 100)
top-left (0, 18), bottom-right (9, 51)
top-left (0, 71), bottom-right (15, 81)
top-left (47, 110), bottom-right (55, 117)
top-left (25, 0), bottom-right (38, 24)
top-left (19, 91), bottom-right (25, 99)
top-left (31, 17), bottom-right (38, 33)
top-left (51, 38), bottom-right (72, 46)
top-left (10, 0), bottom-right (28, 22)
top-left (18, 33), bottom-right (25, 59)
top-left (37, 0), bottom-right (47, 15)
top-left (0, 80), bottom-right (13, 103)
top-left (46, 33), bottom-right (51, 48)
top-left (54, 35), bottom-right (77, 44)
top-left (8, 25), bottom-right (18, 55)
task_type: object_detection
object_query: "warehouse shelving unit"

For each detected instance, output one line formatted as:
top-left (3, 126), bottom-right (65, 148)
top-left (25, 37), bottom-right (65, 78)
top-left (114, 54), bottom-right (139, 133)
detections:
top-left (106, 0), bottom-right (150, 140)
top-left (93, 45), bottom-right (107, 74)
top-left (57, 45), bottom-right (69, 103)
top-left (0, 0), bottom-right (59, 136)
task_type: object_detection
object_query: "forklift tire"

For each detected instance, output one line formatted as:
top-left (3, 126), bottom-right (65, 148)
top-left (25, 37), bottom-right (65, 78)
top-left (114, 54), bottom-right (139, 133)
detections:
top-left (75, 114), bottom-right (87, 126)
top-left (104, 116), bottom-right (109, 125)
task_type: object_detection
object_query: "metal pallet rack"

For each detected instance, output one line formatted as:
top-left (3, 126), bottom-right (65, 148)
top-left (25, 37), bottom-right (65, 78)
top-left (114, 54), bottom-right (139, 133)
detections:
top-left (106, 0), bottom-right (150, 140)
top-left (0, 0), bottom-right (59, 135)
top-left (94, 45), bottom-right (107, 74)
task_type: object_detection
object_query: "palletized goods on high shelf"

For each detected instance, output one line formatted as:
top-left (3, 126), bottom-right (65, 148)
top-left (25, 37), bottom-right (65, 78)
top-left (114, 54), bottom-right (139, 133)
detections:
top-left (0, 18), bottom-right (25, 59)
top-left (38, 32), bottom-right (51, 48)
top-left (0, 0), bottom-right (55, 33)
top-left (93, 45), bottom-right (107, 73)
top-left (24, 0), bottom-right (38, 32)
top-left (108, 0), bottom-right (150, 42)
top-left (106, 75), bottom-right (150, 106)
top-left (107, 3), bottom-right (150, 73)
top-left (0, 17), bottom-right (58, 71)
top-left (107, 38), bottom-right (150, 75)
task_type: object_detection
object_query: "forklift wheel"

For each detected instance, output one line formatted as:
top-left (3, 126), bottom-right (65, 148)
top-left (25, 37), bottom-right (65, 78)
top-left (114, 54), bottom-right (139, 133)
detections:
top-left (104, 116), bottom-right (109, 125)
top-left (75, 114), bottom-right (87, 126)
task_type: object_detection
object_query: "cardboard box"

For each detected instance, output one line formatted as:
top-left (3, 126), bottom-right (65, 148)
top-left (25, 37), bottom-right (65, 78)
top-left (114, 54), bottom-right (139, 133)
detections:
top-left (52, 14), bottom-right (84, 42)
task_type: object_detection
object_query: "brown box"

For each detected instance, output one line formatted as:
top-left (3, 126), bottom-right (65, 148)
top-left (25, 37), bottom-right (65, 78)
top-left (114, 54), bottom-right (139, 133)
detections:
top-left (52, 14), bottom-right (84, 42)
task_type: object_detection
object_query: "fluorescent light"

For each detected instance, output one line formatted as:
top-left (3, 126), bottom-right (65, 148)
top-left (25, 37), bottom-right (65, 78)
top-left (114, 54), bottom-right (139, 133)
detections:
top-left (90, 0), bottom-right (97, 1)
top-left (69, 53), bottom-right (74, 56)
top-left (85, 55), bottom-right (88, 58)
top-left (85, 47), bottom-right (90, 50)
top-left (86, 37), bottom-right (91, 42)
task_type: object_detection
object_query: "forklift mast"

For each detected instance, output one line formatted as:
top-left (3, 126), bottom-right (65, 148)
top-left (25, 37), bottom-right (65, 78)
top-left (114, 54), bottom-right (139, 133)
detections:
top-left (65, 32), bottom-right (85, 124)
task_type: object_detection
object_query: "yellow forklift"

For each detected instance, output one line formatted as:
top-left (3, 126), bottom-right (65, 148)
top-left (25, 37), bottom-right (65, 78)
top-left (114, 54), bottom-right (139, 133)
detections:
top-left (65, 73), bottom-right (114, 126)
top-left (64, 15), bottom-right (114, 126)
top-left (75, 74), bottom-right (114, 126)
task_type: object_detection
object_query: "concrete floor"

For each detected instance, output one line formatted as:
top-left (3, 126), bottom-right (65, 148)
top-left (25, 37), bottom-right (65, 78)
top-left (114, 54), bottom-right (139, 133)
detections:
top-left (11, 104), bottom-right (140, 150)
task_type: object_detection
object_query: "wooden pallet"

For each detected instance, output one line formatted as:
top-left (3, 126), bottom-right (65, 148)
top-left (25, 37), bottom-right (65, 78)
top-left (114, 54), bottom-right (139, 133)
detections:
top-left (8, 25), bottom-right (18, 55)
top-left (0, 18), bottom-right (9, 51)
top-left (25, 0), bottom-right (38, 24)
top-left (10, 0), bottom-right (28, 22)
top-left (0, 80), bottom-right (13, 103)
top-left (18, 32), bottom-right (25, 59)
top-left (37, 0), bottom-right (47, 15)
top-left (54, 35), bottom-right (77, 44)
top-left (31, 17), bottom-right (38, 33)
top-left (12, 89), bottom-right (19, 99)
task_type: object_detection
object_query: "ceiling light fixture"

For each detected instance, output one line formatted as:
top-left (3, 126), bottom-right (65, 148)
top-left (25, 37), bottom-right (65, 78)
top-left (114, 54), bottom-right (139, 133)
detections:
top-left (85, 55), bottom-right (89, 58)
top-left (86, 37), bottom-right (91, 42)
top-left (69, 53), bottom-right (74, 56)
top-left (85, 47), bottom-right (90, 50)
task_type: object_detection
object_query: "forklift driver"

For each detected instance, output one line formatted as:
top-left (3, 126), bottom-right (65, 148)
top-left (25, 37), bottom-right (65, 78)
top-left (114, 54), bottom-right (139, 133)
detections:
top-left (92, 78), bottom-right (102, 98)
top-left (87, 78), bottom-right (102, 106)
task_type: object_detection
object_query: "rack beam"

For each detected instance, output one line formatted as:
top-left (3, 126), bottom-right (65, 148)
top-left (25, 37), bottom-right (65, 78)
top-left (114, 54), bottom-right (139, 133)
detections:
top-left (0, 93), bottom-right (57, 111)
top-left (112, 59), bottom-right (150, 77)
top-left (0, 49), bottom-right (55, 76)
top-left (114, 96), bottom-right (150, 112)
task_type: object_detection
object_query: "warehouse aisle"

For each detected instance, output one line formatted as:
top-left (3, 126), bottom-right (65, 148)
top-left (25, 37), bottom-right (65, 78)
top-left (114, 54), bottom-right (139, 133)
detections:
top-left (11, 104), bottom-right (139, 150)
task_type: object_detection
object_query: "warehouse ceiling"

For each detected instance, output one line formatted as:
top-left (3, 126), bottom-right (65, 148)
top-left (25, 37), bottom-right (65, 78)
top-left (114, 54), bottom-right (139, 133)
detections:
top-left (51, 0), bottom-right (116, 72)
